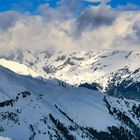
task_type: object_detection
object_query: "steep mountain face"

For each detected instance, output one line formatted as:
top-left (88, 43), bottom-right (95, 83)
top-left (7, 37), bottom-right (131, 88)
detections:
top-left (2, 49), bottom-right (140, 99)
top-left (0, 60), bottom-right (140, 140)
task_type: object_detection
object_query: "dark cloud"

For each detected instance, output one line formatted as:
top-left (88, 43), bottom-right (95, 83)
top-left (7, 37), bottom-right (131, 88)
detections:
top-left (75, 5), bottom-right (118, 35)
top-left (124, 21), bottom-right (140, 44)
top-left (0, 11), bottom-right (20, 31)
top-left (121, 21), bottom-right (140, 44)
top-left (113, 20), bottom-right (140, 49)
top-left (132, 22), bottom-right (140, 37)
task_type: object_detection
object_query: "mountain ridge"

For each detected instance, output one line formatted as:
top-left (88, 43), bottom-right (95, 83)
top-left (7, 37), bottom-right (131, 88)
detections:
top-left (1, 49), bottom-right (140, 99)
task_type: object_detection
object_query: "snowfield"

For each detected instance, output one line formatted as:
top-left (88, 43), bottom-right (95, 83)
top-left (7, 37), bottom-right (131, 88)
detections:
top-left (0, 59), bottom-right (140, 139)
top-left (0, 136), bottom-right (11, 140)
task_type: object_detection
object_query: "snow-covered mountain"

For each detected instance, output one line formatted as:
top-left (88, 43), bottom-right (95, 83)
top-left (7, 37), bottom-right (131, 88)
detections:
top-left (0, 59), bottom-right (140, 140)
top-left (2, 49), bottom-right (140, 99)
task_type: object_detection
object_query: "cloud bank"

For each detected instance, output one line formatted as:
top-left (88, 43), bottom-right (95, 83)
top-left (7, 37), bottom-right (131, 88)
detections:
top-left (0, 2), bottom-right (140, 54)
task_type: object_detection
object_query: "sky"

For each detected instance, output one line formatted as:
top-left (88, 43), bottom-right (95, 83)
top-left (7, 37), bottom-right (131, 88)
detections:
top-left (0, 0), bottom-right (140, 13)
top-left (0, 0), bottom-right (140, 53)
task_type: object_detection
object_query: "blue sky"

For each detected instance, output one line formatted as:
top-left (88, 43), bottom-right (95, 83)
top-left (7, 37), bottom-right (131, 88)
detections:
top-left (109, 0), bottom-right (140, 7)
top-left (0, 0), bottom-right (140, 13)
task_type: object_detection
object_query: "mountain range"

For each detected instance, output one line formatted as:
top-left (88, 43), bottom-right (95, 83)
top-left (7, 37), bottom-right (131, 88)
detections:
top-left (0, 49), bottom-right (140, 140)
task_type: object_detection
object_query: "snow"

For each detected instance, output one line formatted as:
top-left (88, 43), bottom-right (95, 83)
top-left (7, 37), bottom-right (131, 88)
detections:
top-left (54, 88), bottom-right (120, 130)
top-left (0, 61), bottom-right (117, 137)
top-left (0, 59), bottom-right (39, 77)
top-left (0, 136), bottom-right (12, 140)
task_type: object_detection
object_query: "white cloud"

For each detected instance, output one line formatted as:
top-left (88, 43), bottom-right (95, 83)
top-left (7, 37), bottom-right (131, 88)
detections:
top-left (38, 0), bottom-right (82, 21)
top-left (0, 4), bottom-right (140, 54)
top-left (82, 0), bottom-right (112, 4)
